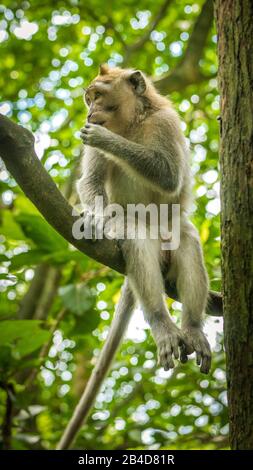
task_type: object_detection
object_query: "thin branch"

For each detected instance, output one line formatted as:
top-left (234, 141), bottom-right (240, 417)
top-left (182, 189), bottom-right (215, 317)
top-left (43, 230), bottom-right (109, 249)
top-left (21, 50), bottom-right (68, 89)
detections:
top-left (84, 6), bottom-right (128, 49)
top-left (105, 17), bottom-right (128, 50)
top-left (154, 0), bottom-right (214, 94)
top-left (33, 267), bottom-right (61, 320)
top-left (122, 0), bottom-right (172, 66)
top-left (183, 0), bottom-right (214, 68)
top-left (25, 308), bottom-right (66, 389)
top-left (129, 0), bottom-right (172, 52)
top-left (18, 264), bottom-right (50, 319)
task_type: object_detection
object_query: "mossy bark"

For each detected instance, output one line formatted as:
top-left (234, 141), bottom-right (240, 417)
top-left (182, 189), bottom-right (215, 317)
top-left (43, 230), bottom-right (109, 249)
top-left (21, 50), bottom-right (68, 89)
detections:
top-left (215, 0), bottom-right (253, 449)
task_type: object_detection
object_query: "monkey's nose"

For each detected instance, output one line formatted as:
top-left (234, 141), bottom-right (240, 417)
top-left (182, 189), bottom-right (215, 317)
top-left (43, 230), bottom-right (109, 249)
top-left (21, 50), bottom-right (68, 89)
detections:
top-left (87, 113), bottom-right (93, 122)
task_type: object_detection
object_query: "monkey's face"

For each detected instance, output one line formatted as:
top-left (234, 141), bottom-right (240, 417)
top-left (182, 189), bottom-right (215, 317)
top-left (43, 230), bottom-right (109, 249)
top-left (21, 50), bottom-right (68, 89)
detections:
top-left (84, 65), bottom-right (147, 136)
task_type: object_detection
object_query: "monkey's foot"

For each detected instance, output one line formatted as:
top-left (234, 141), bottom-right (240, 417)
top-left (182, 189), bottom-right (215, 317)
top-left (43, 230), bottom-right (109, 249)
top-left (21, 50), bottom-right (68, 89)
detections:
top-left (154, 324), bottom-right (184, 371)
top-left (181, 327), bottom-right (211, 374)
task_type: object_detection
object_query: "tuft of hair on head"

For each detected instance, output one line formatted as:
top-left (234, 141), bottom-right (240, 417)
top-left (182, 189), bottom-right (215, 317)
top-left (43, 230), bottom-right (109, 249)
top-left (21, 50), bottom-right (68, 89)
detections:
top-left (99, 63), bottom-right (110, 75)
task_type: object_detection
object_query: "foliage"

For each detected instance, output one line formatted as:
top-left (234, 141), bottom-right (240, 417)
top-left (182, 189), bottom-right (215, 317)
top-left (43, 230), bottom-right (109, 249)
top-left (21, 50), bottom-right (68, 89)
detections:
top-left (0, 0), bottom-right (226, 450)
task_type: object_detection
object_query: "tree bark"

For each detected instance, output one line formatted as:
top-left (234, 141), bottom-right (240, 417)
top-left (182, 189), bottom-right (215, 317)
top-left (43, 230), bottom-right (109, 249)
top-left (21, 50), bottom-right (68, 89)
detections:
top-left (215, 0), bottom-right (253, 449)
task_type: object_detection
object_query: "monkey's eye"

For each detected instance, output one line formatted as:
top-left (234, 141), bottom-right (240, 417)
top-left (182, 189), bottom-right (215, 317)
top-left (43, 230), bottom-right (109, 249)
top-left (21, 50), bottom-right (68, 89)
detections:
top-left (94, 91), bottom-right (102, 100)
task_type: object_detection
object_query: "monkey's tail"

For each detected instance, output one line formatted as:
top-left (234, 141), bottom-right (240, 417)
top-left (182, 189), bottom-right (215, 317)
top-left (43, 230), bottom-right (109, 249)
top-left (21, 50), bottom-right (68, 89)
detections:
top-left (57, 278), bottom-right (135, 450)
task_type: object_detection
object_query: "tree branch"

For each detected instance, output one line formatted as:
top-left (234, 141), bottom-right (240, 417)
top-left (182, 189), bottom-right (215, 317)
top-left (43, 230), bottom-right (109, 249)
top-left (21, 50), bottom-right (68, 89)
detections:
top-left (84, 6), bottom-right (128, 50)
top-left (154, 0), bottom-right (214, 94)
top-left (33, 267), bottom-right (61, 320)
top-left (105, 17), bottom-right (129, 50)
top-left (126, 0), bottom-right (173, 52)
top-left (0, 113), bottom-right (222, 316)
top-left (18, 264), bottom-right (50, 319)
top-left (25, 308), bottom-right (66, 389)
top-left (19, 163), bottom-right (78, 320)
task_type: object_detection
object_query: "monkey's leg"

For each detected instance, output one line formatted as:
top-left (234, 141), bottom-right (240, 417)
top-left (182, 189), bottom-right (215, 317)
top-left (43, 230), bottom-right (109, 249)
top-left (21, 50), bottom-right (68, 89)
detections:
top-left (57, 279), bottom-right (135, 449)
top-left (122, 238), bottom-right (184, 371)
top-left (174, 222), bottom-right (211, 374)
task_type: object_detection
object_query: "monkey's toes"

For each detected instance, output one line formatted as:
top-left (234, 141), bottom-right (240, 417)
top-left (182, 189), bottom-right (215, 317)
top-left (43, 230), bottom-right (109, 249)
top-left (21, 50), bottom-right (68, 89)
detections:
top-left (198, 348), bottom-right (212, 374)
top-left (158, 343), bottom-right (174, 371)
top-left (157, 335), bottom-right (182, 371)
top-left (179, 343), bottom-right (189, 363)
top-left (182, 327), bottom-right (212, 374)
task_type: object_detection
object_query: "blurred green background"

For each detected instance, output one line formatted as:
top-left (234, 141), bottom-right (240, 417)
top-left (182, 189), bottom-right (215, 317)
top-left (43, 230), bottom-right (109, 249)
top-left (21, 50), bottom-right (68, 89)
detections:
top-left (0, 0), bottom-right (226, 450)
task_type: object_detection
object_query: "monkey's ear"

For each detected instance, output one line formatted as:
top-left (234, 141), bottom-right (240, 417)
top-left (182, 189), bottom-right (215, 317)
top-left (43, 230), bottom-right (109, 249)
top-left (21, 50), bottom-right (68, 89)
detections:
top-left (99, 63), bottom-right (109, 75)
top-left (128, 70), bottom-right (146, 94)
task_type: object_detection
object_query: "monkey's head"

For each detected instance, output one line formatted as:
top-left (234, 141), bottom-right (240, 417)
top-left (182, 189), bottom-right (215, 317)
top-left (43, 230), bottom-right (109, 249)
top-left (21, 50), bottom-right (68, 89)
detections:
top-left (84, 64), bottom-right (150, 135)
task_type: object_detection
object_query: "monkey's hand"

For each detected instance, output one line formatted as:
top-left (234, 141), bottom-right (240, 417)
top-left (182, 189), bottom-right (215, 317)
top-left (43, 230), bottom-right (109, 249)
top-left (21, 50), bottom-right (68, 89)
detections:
top-left (181, 326), bottom-right (211, 374)
top-left (152, 322), bottom-right (185, 371)
top-left (80, 124), bottom-right (113, 149)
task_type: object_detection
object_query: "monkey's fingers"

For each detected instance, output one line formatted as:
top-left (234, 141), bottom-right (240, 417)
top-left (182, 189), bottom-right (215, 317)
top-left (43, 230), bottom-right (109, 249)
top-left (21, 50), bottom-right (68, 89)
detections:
top-left (179, 344), bottom-right (188, 363)
top-left (181, 337), bottom-right (194, 356)
top-left (158, 344), bottom-right (174, 371)
top-left (199, 347), bottom-right (211, 374)
top-left (172, 338), bottom-right (180, 360)
top-left (196, 350), bottom-right (202, 366)
top-left (80, 128), bottom-right (89, 136)
top-left (192, 339), bottom-right (211, 374)
top-left (200, 354), bottom-right (211, 374)
top-left (80, 133), bottom-right (88, 143)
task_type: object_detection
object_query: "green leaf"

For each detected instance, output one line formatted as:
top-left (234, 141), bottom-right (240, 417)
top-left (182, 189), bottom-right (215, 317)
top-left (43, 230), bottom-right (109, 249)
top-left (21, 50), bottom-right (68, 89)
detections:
top-left (44, 249), bottom-right (89, 266)
top-left (59, 283), bottom-right (96, 316)
top-left (15, 213), bottom-right (68, 253)
top-left (0, 296), bottom-right (17, 317)
top-left (0, 320), bottom-right (50, 358)
top-left (0, 211), bottom-right (25, 241)
top-left (0, 254), bottom-right (9, 263)
top-left (10, 248), bottom-right (88, 270)
top-left (10, 249), bottom-right (47, 270)
top-left (71, 311), bottom-right (100, 336)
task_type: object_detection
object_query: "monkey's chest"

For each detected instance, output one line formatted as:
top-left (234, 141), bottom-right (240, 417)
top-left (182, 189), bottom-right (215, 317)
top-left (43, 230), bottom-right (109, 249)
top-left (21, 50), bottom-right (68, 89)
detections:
top-left (105, 163), bottom-right (159, 207)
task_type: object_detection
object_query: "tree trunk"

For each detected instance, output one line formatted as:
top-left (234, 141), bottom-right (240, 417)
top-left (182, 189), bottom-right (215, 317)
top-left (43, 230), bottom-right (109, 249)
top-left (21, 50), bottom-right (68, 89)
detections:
top-left (215, 0), bottom-right (253, 449)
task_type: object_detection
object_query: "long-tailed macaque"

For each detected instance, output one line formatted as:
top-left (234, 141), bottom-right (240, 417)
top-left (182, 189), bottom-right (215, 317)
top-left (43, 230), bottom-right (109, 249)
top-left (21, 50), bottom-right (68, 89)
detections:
top-left (77, 64), bottom-right (211, 374)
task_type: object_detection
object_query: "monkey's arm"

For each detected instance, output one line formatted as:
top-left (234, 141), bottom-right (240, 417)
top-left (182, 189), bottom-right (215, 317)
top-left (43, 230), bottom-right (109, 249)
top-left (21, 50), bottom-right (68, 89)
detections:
top-left (77, 147), bottom-right (108, 209)
top-left (81, 124), bottom-right (182, 194)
